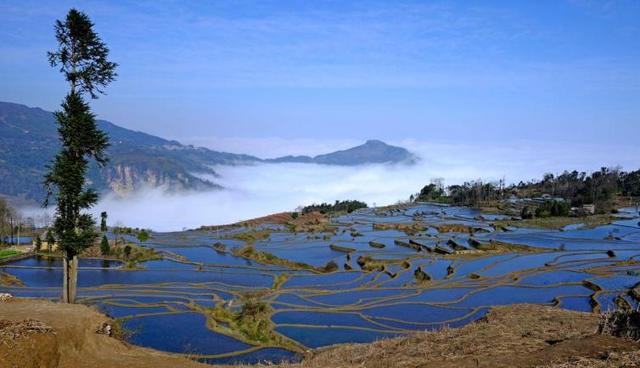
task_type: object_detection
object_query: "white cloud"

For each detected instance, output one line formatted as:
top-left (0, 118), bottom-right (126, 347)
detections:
top-left (76, 139), bottom-right (640, 232)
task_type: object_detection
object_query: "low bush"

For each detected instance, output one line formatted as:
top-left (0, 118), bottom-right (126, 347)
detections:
top-left (535, 200), bottom-right (570, 218)
top-left (598, 308), bottom-right (640, 341)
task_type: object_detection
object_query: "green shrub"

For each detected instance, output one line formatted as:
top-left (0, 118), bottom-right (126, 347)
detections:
top-left (521, 206), bottom-right (533, 219)
top-left (137, 229), bottom-right (150, 243)
top-left (100, 235), bottom-right (110, 255)
top-left (416, 183), bottom-right (445, 201)
top-left (535, 200), bottom-right (570, 218)
top-left (123, 245), bottom-right (132, 259)
top-left (322, 260), bottom-right (339, 272)
top-left (0, 249), bottom-right (21, 259)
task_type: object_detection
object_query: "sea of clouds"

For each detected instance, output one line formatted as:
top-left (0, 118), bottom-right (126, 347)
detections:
top-left (74, 139), bottom-right (639, 232)
top-left (21, 138), bottom-right (639, 231)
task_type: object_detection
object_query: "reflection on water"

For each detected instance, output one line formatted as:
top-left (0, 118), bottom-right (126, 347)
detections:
top-left (2, 203), bottom-right (640, 364)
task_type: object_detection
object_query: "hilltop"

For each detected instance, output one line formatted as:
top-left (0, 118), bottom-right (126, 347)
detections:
top-left (267, 139), bottom-right (417, 166)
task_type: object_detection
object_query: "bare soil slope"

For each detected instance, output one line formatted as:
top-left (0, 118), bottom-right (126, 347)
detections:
top-left (0, 298), bottom-right (206, 368)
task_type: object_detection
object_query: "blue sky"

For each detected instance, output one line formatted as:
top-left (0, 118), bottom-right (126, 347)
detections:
top-left (1, 0), bottom-right (639, 154)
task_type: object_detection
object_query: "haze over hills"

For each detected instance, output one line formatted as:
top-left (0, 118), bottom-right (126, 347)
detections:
top-left (0, 101), bottom-right (257, 202)
top-left (0, 101), bottom-right (417, 202)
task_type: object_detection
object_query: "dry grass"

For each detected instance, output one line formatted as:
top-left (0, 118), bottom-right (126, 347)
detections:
top-left (472, 239), bottom-right (543, 253)
top-left (199, 211), bottom-right (332, 234)
top-left (372, 222), bottom-right (426, 236)
top-left (231, 230), bottom-right (272, 244)
top-left (0, 319), bottom-right (54, 342)
top-left (433, 223), bottom-right (474, 233)
top-left (0, 271), bottom-right (23, 286)
top-left (539, 351), bottom-right (640, 368)
top-left (492, 214), bottom-right (615, 230)
top-left (199, 212), bottom-right (296, 230)
top-left (286, 212), bottom-right (334, 233)
top-left (266, 304), bottom-right (639, 368)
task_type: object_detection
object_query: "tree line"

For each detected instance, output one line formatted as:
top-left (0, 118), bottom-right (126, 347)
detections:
top-left (412, 178), bottom-right (505, 208)
top-left (301, 200), bottom-right (368, 214)
top-left (413, 167), bottom-right (640, 213)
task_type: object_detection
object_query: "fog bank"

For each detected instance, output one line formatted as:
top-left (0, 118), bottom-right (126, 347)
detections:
top-left (86, 140), bottom-right (638, 231)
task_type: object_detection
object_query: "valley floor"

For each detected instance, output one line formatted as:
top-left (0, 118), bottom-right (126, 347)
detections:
top-left (1, 299), bottom-right (639, 368)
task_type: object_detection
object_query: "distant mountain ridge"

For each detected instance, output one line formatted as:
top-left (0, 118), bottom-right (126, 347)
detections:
top-left (0, 101), bottom-right (417, 202)
top-left (0, 101), bottom-right (258, 201)
top-left (267, 139), bottom-right (417, 166)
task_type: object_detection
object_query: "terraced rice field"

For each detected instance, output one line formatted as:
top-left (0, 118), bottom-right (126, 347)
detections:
top-left (1, 203), bottom-right (640, 365)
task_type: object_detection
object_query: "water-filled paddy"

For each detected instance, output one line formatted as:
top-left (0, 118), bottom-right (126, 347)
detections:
top-left (1, 203), bottom-right (639, 364)
top-left (123, 312), bottom-right (252, 355)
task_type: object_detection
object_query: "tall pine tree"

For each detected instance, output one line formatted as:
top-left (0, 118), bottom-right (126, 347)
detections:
top-left (44, 9), bottom-right (117, 303)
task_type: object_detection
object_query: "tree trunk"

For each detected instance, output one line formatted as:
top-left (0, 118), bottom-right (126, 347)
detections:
top-left (62, 256), bottom-right (79, 303)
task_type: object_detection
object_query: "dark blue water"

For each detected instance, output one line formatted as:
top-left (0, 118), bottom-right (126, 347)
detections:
top-left (123, 312), bottom-right (251, 355)
top-left (1, 203), bottom-right (639, 364)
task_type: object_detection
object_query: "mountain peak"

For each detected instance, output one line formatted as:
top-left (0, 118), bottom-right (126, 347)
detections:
top-left (364, 139), bottom-right (385, 145)
top-left (268, 139), bottom-right (417, 166)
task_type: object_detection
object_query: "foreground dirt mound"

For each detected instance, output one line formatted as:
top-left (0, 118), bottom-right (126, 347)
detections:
top-left (278, 304), bottom-right (640, 368)
top-left (0, 299), bottom-right (206, 368)
top-left (1, 300), bottom-right (639, 368)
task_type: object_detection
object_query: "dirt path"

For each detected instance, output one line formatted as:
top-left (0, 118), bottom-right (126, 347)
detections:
top-left (1, 299), bottom-right (639, 368)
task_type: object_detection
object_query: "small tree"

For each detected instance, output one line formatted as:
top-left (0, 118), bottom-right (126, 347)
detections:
top-left (44, 8), bottom-right (117, 303)
top-left (46, 230), bottom-right (56, 252)
top-left (136, 229), bottom-right (149, 244)
top-left (100, 211), bottom-right (108, 232)
top-left (35, 235), bottom-right (42, 252)
top-left (100, 234), bottom-right (110, 256)
top-left (0, 198), bottom-right (18, 245)
top-left (123, 245), bottom-right (132, 259)
top-left (520, 206), bottom-right (533, 220)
